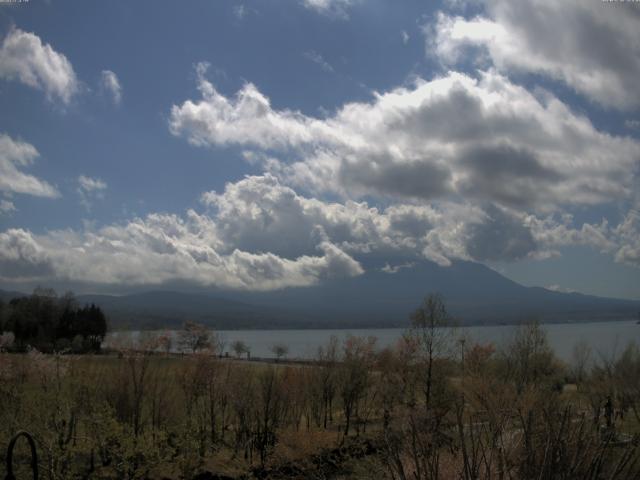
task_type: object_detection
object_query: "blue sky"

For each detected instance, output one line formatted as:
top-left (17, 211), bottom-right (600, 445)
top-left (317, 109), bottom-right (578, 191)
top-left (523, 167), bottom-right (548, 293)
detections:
top-left (0, 0), bottom-right (639, 299)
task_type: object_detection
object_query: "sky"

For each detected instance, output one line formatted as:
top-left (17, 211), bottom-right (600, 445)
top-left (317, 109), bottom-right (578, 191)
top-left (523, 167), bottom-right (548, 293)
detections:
top-left (0, 0), bottom-right (639, 299)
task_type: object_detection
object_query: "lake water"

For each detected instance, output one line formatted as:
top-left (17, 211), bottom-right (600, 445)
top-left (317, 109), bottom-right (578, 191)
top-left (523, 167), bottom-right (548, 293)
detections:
top-left (105, 320), bottom-right (640, 363)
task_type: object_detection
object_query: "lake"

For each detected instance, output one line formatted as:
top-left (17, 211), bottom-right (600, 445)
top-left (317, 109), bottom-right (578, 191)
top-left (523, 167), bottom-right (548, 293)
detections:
top-left (105, 319), bottom-right (640, 363)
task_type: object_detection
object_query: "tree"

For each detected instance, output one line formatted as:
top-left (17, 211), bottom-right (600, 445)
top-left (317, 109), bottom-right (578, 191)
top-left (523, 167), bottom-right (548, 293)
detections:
top-left (501, 321), bottom-right (558, 393)
top-left (0, 298), bottom-right (6, 332)
top-left (339, 335), bottom-right (377, 436)
top-left (80, 304), bottom-right (108, 351)
top-left (231, 340), bottom-right (249, 359)
top-left (254, 367), bottom-right (286, 465)
top-left (410, 293), bottom-right (454, 408)
top-left (270, 342), bottom-right (289, 362)
top-left (2, 290), bottom-right (107, 353)
top-left (178, 321), bottom-right (212, 354)
top-left (570, 340), bottom-right (591, 384)
top-left (316, 336), bottom-right (339, 429)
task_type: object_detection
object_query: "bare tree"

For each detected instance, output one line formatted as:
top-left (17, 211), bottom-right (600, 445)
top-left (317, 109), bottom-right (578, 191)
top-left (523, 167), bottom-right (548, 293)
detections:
top-left (270, 342), bottom-right (289, 362)
top-left (410, 293), bottom-right (454, 408)
top-left (501, 321), bottom-right (558, 393)
top-left (339, 335), bottom-right (377, 436)
top-left (231, 339), bottom-right (249, 359)
top-left (570, 339), bottom-right (592, 384)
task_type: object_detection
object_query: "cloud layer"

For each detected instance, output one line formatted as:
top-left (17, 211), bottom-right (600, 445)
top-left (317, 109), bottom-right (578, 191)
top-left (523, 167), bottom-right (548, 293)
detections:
top-left (170, 68), bottom-right (640, 213)
top-left (0, 184), bottom-right (364, 290)
top-left (3, 173), bottom-right (637, 290)
top-left (1, 2), bottom-right (639, 294)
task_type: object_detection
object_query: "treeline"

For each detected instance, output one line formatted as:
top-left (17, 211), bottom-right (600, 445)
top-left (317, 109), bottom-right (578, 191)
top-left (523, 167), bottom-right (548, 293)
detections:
top-left (0, 287), bottom-right (107, 353)
top-left (1, 294), bottom-right (640, 479)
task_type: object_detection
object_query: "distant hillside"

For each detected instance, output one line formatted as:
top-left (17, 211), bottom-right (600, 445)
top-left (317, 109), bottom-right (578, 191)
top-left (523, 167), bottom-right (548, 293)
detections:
top-left (221, 258), bottom-right (640, 326)
top-left (75, 291), bottom-right (305, 330)
top-left (1, 260), bottom-right (639, 329)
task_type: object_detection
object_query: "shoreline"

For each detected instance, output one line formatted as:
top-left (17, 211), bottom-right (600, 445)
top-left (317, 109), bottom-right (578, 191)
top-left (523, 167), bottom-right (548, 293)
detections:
top-left (108, 316), bottom-right (639, 333)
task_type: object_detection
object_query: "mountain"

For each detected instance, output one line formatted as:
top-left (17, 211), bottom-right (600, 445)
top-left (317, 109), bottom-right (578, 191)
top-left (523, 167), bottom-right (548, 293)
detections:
top-left (1, 260), bottom-right (639, 329)
top-left (74, 291), bottom-right (304, 330)
top-left (221, 259), bottom-right (640, 326)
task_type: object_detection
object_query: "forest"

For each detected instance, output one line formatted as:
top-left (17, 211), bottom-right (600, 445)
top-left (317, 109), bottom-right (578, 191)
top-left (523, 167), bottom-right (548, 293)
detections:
top-left (0, 294), bottom-right (639, 479)
top-left (0, 288), bottom-right (107, 354)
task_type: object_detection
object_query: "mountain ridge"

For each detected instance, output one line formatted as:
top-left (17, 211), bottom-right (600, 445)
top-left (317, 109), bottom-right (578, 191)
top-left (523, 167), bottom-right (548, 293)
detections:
top-left (1, 260), bottom-right (639, 329)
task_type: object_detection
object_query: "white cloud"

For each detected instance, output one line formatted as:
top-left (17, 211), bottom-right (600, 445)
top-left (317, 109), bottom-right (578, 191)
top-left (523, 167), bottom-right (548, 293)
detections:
top-left (199, 174), bottom-right (636, 269)
top-left (100, 70), bottom-right (122, 105)
top-left (3, 172), bottom-right (640, 290)
top-left (168, 64), bottom-right (640, 271)
top-left (301, 0), bottom-right (359, 18)
top-left (0, 28), bottom-right (79, 104)
top-left (201, 174), bottom-right (393, 258)
top-left (401, 31), bottom-right (410, 45)
top-left (381, 262), bottom-right (415, 274)
top-left (169, 68), bottom-right (323, 150)
top-left (430, 1), bottom-right (640, 109)
top-left (626, 119), bottom-right (640, 131)
top-left (304, 50), bottom-right (334, 72)
top-left (0, 199), bottom-right (15, 215)
top-left (0, 185), bottom-right (364, 289)
top-left (170, 68), bottom-right (640, 213)
top-left (77, 175), bottom-right (107, 211)
top-left (0, 228), bottom-right (55, 280)
top-left (233, 4), bottom-right (247, 19)
top-left (524, 210), bottom-right (640, 269)
top-left (0, 133), bottom-right (59, 198)
top-left (613, 210), bottom-right (640, 268)
top-left (78, 175), bottom-right (107, 193)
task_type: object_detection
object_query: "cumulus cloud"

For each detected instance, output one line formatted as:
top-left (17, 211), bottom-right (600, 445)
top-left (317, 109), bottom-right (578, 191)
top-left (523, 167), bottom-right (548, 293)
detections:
top-left (613, 210), bottom-right (640, 268)
top-left (0, 229), bottom-right (55, 281)
top-left (3, 172), bottom-right (640, 290)
top-left (77, 175), bottom-right (107, 211)
top-left (170, 68), bottom-right (640, 212)
top-left (430, 1), bottom-right (640, 109)
top-left (0, 190), bottom-right (364, 290)
top-left (199, 174), bottom-right (635, 269)
top-left (100, 70), bottom-right (122, 105)
top-left (522, 211), bottom-right (640, 269)
top-left (0, 28), bottom-right (79, 104)
top-left (166, 59), bottom-right (640, 273)
top-left (201, 174), bottom-right (388, 258)
top-left (0, 133), bottom-right (59, 198)
top-left (169, 66), bottom-right (322, 150)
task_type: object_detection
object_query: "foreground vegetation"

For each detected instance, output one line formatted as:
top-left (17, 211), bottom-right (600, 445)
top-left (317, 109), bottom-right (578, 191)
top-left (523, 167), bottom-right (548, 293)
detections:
top-left (1, 294), bottom-right (640, 479)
